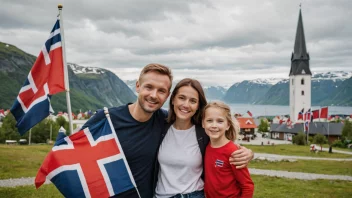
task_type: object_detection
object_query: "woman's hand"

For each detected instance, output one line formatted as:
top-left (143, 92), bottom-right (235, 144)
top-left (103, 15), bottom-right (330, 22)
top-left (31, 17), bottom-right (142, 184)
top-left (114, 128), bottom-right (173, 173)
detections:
top-left (229, 145), bottom-right (254, 169)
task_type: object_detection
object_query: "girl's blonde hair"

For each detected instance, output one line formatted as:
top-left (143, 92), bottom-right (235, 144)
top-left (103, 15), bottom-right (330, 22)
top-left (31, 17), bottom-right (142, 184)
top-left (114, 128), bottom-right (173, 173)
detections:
top-left (203, 101), bottom-right (239, 141)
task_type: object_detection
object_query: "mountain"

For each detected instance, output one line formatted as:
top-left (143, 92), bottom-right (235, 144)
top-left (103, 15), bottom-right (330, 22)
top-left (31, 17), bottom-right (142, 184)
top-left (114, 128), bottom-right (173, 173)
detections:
top-left (204, 86), bottom-right (227, 100)
top-left (0, 41), bottom-right (136, 112)
top-left (223, 78), bottom-right (282, 104)
top-left (322, 76), bottom-right (352, 106)
top-left (247, 71), bottom-right (351, 106)
top-left (125, 79), bottom-right (137, 94)
top-left (255, 79), bottom-right (289, 105)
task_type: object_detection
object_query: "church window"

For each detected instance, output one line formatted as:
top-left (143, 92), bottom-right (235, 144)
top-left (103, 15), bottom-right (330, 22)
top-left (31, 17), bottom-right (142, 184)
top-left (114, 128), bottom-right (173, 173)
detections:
top-left (301, 90), bottom-right (304, 95)
top-left (301, 78), bottom-right (304, 85)
top-left (292, 79), bottom-right (294, 85)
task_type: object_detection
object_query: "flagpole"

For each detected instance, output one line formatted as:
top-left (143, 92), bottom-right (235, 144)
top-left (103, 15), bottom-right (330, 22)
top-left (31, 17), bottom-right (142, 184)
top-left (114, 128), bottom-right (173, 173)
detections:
top-left (104, 107), bottom-right (141, 198)
top-left (58, 4), bottom-right (74, 134)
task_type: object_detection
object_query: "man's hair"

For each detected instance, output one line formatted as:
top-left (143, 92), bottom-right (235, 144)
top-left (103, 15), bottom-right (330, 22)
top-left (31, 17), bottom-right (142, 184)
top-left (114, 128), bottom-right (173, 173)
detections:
top-left (167, 78), bottom-right (207, 125)
top-left (138, 63), bottom-right (173, 89)
top-left (203, 101), bottom-right (238, 141)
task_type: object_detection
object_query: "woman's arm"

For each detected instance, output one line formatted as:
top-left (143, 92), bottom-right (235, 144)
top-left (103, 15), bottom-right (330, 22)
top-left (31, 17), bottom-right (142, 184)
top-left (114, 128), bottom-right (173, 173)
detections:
top-left (229, 145), bottom-right (254, 169)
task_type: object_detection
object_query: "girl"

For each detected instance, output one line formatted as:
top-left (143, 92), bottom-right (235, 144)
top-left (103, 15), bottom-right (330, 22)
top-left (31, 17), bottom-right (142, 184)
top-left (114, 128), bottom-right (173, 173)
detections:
top-left (202, 101), bottom-right (254, 198)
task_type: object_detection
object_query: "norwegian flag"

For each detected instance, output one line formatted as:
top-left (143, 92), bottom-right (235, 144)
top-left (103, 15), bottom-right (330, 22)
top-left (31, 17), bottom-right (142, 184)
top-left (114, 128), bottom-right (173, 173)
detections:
top-left (305, 108), bottom-right (311, 122)
top-left (320, 107), bottom-right (328, 120)
top-left (304, 121), bottom-right (309, 133)
top-left (35, 112), bottom-right (139, 197)
top-left (215, 159), bottom-right (224, 167)
top-left (10, 19), bottom-right (65, 135)
top-left (247, 110), bottom-right (253, 117)
top-left (297, 108), bottom-right (304, 120)
top-left (311, 110), bottom-right (320, 122)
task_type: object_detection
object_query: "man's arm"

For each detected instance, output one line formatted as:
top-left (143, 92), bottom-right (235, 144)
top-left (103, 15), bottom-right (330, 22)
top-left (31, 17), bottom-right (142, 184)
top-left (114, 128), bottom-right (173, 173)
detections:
top-left (229, 145), bottom-right (254, 169)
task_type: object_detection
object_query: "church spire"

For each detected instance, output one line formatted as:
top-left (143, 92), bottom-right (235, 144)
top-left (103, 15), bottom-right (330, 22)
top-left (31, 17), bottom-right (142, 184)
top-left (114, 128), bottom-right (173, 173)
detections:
top-left (289, 8), bottom-right (312, 76)
top-left (294, 9), bottom-right (307, 57)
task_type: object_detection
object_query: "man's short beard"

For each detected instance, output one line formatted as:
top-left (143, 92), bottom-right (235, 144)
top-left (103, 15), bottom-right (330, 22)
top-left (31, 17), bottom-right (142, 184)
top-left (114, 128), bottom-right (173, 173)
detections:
top-left (138, 98), bottom-right (157, 114)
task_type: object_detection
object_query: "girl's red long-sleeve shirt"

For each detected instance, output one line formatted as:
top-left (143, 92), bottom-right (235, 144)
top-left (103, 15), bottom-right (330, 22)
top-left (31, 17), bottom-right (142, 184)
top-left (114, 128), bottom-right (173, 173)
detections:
top-left (204, 141), bottom-right (254, 198)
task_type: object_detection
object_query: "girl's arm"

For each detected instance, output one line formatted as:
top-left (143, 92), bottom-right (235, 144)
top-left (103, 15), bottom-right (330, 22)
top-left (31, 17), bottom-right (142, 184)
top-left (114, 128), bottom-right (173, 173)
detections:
top-left (231, 166), bottom-right (254, 198)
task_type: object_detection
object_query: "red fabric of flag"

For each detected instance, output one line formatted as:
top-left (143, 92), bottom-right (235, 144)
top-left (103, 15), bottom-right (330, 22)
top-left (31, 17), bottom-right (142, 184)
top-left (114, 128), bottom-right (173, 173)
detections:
top-left (312, 110), bottom-right (319, 121)
top-left (320, 107), bottom-right (328, 119)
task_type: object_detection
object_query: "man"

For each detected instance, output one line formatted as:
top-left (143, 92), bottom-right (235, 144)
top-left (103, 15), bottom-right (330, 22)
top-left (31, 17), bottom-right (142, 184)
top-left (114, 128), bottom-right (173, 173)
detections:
top-left (82, 63), bottom-right (253, 198)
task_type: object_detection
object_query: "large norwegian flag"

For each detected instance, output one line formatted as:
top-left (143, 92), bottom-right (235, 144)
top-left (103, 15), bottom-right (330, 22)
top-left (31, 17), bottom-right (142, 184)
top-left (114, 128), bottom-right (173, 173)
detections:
top-left (35, 112), bottom-right (139, 197)
top-left (10, 19), bottom-right (65, 135)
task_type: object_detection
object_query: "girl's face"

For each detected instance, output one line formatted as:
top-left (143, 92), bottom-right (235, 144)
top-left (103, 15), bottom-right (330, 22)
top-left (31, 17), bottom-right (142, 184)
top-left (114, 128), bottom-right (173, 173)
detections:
top-left (172, 86), bottom-right (199, 122)
top-left (202, 107), bottom-right (230, 141)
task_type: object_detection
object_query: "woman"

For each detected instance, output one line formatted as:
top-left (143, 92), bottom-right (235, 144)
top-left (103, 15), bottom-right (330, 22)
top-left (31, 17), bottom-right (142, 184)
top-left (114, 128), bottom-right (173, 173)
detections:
top-left (155, 78), bottom-right (208, 198)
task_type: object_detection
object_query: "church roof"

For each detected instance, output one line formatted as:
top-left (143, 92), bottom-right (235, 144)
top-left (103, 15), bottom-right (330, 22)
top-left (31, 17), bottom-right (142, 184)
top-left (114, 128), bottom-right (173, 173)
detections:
top-left (289, 9), bottom-right (312, 76)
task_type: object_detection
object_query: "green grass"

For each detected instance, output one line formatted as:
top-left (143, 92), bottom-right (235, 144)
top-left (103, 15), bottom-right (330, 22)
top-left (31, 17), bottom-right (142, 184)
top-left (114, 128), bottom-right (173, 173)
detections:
top-left (0, 176), bottom-right (351, 198)
top-left (0, 184), bottom-right (62, 198)
top-left (322, 144), bottom-right (352, 152)
top-left (0, 145), bottom-right (51, 179)
top-left (252, 175), bottom-right (352, 198)
top-left (249, 159), bottom-right (352, 176)
top-left (245, 144), bottom-right (352, 158)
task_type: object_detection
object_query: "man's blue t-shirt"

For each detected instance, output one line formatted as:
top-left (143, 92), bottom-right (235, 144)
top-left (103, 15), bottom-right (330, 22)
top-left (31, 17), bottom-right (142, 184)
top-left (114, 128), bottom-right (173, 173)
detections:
top-left (82, 104), bottom-right (167, 198)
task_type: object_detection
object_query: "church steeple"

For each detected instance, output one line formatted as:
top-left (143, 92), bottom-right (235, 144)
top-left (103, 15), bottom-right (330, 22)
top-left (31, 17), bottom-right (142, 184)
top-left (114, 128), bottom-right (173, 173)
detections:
top-left (289, 9), bottom-right (312, 76)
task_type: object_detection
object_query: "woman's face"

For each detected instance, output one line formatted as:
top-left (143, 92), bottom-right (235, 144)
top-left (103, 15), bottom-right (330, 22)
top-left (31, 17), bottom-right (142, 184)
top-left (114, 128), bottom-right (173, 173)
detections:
top-left (172, 85), bottom-right (199, 122)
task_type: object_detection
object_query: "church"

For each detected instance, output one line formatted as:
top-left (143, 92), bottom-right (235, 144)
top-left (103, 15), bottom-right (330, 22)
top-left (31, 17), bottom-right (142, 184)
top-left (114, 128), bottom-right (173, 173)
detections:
top-left (269, 8), bottom-right (344, 143)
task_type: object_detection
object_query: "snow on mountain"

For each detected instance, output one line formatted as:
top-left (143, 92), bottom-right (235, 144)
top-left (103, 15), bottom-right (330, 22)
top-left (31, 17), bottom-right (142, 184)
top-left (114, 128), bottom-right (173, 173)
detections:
top-left (68, 63), bottom-right (106, 74)
top-left (250, 78), bottom-right (285, 85)
top-left (312, 71), bottom-right (352, 80)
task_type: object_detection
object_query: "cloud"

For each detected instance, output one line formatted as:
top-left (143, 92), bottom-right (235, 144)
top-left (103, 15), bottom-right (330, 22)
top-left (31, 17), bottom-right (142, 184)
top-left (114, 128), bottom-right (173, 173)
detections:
top-left (0, 0), bottom-right (351, 87)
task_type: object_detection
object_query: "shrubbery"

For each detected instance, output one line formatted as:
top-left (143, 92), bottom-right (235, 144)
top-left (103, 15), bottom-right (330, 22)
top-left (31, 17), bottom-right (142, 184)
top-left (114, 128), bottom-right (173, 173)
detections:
top-left (293, 132), bottom-right (306, 145)
top-left (332, 140), bottom-right (349, 148)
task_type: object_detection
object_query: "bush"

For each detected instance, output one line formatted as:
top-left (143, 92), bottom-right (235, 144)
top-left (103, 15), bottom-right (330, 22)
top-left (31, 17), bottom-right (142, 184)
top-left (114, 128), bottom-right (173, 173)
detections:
top-left (308, 136), bottom-right (313, 144)
top-left (293, 132), bottom-right (307, 145)
top-left (332, 140), bottom-right (347, 148)
top-left (313, 134), bottom-right (327, 145)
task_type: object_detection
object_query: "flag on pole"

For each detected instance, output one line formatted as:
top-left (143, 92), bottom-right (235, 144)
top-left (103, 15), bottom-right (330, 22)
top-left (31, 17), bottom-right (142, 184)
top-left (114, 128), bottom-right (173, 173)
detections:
top-left (304, 121), bottom-right (309, 133)
top-left (247, 110), bottom-right (253, 117)
top-left (305, 108), bottom-right (311, 122)
top-left (320, 106), bottom-right (328, 120)
top-left (297, 108), bottom-right (304, 120)
top-left (35, 110), bottom-right (140, 198)
top-left (10, 19), bottom-right (65, 135)
top-left (312, 110), bottom-right (319, 122)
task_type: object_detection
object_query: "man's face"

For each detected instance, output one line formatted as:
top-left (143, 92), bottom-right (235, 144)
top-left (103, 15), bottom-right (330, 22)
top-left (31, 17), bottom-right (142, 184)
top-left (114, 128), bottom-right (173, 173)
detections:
top-left (136, 71), bottom-right (171, 114)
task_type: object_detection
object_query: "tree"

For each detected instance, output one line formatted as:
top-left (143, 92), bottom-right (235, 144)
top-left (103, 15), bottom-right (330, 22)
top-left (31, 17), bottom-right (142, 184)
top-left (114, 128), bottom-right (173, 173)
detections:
top-left (313, 134), bottom-right (327, 151)
top-left (341, 120), bottom-right (352, 141)
top-left (293, 132), bottom-right (306, 145)
top-left (0, 113), bottom-right (21, 143)
top-left (258, 119), bottom-right (269, 132)
top-left (56, 116), bottom-right (69, 134)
